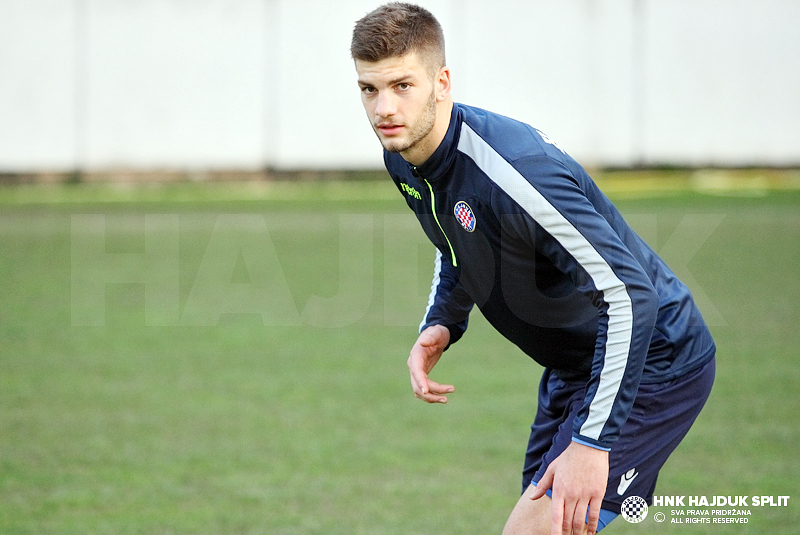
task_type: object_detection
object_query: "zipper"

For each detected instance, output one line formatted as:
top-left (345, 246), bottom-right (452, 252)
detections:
top-left (422, 176), bottom-right (457, 267)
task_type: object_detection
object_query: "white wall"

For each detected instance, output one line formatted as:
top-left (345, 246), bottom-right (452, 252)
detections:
top-left (1, 0), bottom-right (798, 172)
top-left (640, 0), bottom-right (800, 166)
top-left (0, 0), bottom-right (78, 170)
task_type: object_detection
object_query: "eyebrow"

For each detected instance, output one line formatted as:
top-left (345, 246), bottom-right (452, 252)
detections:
top-left (358, 75), bottom-right (414, 88)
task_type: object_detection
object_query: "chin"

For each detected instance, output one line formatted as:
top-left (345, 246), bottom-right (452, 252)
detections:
top-left (381, 139), bottom-right (410, 154)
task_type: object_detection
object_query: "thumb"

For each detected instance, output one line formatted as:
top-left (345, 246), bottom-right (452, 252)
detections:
top-left (419, 325), bottom-right (448, 350)
top-left (529, 466), bottom-right (555, 501)
top-left (418, 330), bottom-right (436, 348)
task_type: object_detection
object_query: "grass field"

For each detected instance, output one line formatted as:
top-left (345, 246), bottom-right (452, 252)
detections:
top-left (0, 171), bottom-right (798, 534)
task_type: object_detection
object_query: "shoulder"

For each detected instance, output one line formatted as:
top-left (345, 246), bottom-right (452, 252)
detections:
top-left (456, 103), bottom-right (565, 164)
top-left (454, 104), bottom-right (584, 192)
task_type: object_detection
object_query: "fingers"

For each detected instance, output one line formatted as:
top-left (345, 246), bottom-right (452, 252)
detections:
top-left (408, 325), bottom-right (453, 403)
top-left (552, 496), bottom-right (584, 535)
top-left (532, 464), bottom-right (601, 535)
top-left (585, 499), bottom-right (601, 535)
top-left (411, 375), bottom-right (454, 403)
top-left (559, 498), bottom-right (598, 535)
top-left (554, 495), bottom-right (601, 535)
top-left (426, 379), bottom-right (455, 395)
top-left (570, 498), bottom-right (590, 535)
top-left (407, 356), bottom-right (436, 401)
top-left (532, 442), bottom-right (609, 534)
top-left (408, 349), bottom-right (453, 403)
top-left (550, 494), bottom-right (564, 535)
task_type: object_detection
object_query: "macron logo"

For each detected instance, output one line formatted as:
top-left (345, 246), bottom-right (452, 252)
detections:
top-left (400, 182), bottom-right (422, 200)
top-left (617, 468), bottom-right (638, 495)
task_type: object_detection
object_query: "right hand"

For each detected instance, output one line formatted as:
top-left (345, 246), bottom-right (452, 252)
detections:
top-left (407, 325), bottom-right (454, 404)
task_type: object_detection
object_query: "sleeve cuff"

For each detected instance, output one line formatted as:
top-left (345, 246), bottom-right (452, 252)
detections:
top-left (572, 436), bottom-right (612, 452)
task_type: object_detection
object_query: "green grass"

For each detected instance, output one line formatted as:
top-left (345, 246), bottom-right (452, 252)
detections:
top-left (0, 175), bottom-right (798, 534)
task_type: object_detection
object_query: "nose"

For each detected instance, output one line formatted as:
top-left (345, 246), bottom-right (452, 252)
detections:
top-left (374, 91), bottom-right (397, 118)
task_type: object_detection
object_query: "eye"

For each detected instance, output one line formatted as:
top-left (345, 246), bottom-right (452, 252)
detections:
top-left (397, 83), bottom-right (411, 91)
top-left (360, 85), bottom-right (376, 95)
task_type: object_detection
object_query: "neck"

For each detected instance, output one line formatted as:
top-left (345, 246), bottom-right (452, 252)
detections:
top-left (403, 97), bottom-right (453, 167)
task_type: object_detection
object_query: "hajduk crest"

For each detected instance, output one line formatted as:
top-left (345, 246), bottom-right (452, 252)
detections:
top-left (454, 201), bottom-right (476, 232)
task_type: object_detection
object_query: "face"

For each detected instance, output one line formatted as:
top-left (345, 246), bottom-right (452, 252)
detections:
top-left (356, 52), bottom-right (449, 165)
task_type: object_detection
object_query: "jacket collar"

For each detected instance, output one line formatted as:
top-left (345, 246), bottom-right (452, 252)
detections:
top-left (409, 103), bottom-right (462, 182)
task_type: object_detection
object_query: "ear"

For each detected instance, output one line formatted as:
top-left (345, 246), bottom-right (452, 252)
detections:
top-left (435, 66), bottom-right (452, 102)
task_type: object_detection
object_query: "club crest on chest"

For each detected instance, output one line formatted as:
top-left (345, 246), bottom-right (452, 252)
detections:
top-left (454, 201), bottom-right (476, 232)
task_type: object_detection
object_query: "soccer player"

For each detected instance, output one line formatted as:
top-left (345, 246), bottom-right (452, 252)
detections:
top-left (350, 4), bottom-right (716, 534)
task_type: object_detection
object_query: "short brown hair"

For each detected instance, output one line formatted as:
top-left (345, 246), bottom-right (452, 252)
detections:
top-left (351, 3), bottom-right (445, 76)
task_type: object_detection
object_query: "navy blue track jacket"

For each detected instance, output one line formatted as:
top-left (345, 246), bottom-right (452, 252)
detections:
top-left (384, 103), bottom-right (716, 450)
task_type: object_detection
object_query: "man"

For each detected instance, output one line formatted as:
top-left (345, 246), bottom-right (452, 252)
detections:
top-left (351, 4), bottom-right (716, 534)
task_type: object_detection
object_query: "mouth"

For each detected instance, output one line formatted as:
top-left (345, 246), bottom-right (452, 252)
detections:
top-left (376, 123), bottom-right (404, 136)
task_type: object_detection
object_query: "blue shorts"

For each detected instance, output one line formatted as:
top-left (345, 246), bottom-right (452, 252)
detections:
top-left (522, 357), bottom-right (715, 524)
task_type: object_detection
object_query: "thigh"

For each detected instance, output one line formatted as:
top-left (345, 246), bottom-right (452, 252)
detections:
top-left (502, 485), bottom-right (553, 535)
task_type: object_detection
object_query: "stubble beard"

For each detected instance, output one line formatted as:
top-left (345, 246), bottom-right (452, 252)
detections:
top-left (377, 89), bottom-right (437, 155)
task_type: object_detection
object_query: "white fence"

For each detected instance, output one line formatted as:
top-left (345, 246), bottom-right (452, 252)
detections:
top-left (1, 0), bottom-right (799, 173)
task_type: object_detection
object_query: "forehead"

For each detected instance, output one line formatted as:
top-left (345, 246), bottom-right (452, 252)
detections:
top-left (355, 52), bottom-right (428, 86)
